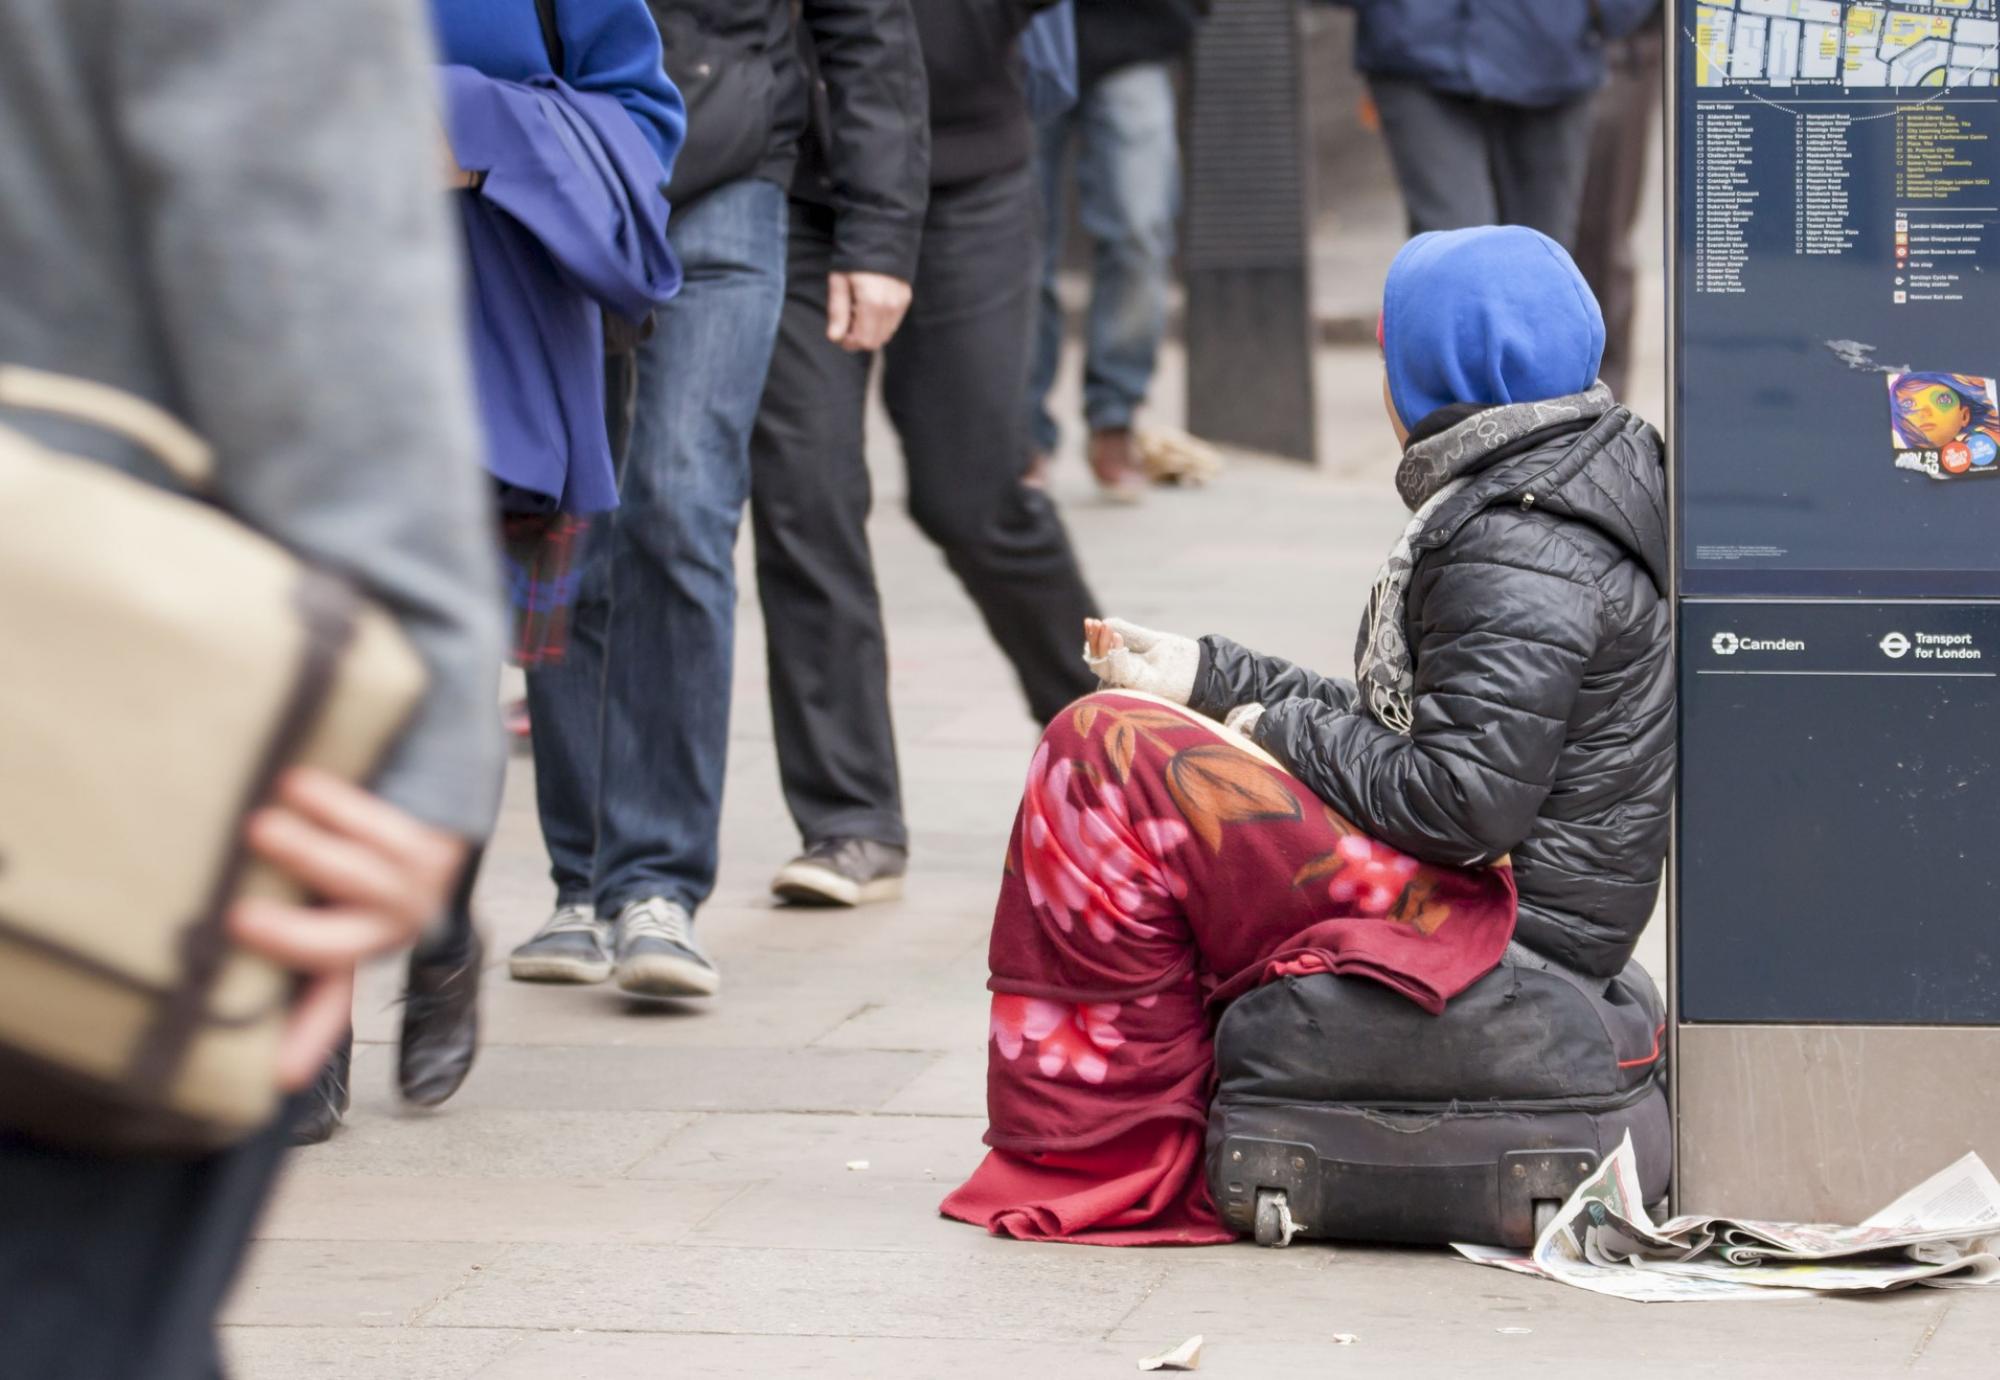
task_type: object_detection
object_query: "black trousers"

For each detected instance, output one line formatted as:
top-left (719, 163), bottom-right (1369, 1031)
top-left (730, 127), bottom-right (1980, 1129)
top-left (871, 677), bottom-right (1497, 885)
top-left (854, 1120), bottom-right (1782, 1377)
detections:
top-left (0, 1104), bottom-right (297, 1380)
top-left (750, 165), bottom-right (1100, 850)
top-left (424, 839), bottom-right (486, 957)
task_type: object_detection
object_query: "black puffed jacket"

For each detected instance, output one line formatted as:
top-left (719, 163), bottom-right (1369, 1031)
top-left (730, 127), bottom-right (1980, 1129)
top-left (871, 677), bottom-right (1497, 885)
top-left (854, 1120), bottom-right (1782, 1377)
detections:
top-left (1190, 406), bottom-right (1674, 979)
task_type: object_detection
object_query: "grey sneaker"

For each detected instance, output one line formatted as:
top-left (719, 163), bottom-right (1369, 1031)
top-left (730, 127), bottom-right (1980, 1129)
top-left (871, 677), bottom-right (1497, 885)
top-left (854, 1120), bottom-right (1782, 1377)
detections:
top-left (507, 903), bottom-right (612, 984)
top-left (613, 897), bottom-right (719, 997)
top-left (771, 838), bottom-right (908, 908)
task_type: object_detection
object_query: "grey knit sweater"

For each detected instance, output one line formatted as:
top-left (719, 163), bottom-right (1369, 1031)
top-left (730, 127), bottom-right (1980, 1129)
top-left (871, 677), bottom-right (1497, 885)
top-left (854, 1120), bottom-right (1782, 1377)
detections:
top-left (0, 0), bottom-right (505, 836)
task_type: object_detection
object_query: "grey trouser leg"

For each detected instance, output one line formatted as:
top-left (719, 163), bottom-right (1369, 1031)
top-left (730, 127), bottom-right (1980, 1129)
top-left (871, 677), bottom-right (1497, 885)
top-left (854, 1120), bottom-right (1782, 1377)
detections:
top-left (1369, 76), bottom-right (1597, 250)
top-left (1572, 24), bottom-right (1666, 396)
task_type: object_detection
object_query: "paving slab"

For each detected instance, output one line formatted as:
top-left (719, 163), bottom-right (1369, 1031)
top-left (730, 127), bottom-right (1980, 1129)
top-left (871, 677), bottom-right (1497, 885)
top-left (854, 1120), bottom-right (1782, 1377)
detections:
top-left (435, 1044), bottom-right (939, 1115)
top-left (222, 1326), bottom-right (527, 1380)
top-left (681, 1176), bottom-right (991, 1254)
top-left (467, 1333), bottom-right (1288, 1380)
top-left (221, 1240), bottom-right (503, 1329)
top-left (625, 1111), bottom-right (986, 1185)
top-left (259, 1173), bottom-right (748, 1246)
top-left (426, 973), bottom-right (865, 1051)
top-left (422, 1242), bottom-right (1168, 1340)
top-left (1908, 1293), bottom-right (2000, 1373)
top-left (875, 1047), bottom-right (991, 1118)
top-left (810, 986), bottom-right (992, 1052)
top-left (1110, 1244), bottom-right (1934, 1373)
top-left (293, 1099), bottom-right (689, 1181)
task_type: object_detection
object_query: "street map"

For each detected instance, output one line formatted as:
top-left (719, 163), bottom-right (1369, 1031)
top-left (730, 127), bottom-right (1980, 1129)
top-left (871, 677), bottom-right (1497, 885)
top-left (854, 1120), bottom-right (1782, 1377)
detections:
top-left (1695, 1), bottom-right (1998, 87)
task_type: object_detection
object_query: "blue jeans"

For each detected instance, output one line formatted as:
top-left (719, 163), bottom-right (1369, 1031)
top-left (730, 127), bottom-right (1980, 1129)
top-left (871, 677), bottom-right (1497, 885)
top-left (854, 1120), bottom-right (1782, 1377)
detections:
top-left (1028, 61), bottom-right (1180, 456)
top-left (527, 178), bottom-right (787, 916)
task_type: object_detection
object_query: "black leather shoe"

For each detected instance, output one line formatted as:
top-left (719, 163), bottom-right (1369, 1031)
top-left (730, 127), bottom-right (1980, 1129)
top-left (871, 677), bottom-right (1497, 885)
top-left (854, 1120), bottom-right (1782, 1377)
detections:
top-left (289, 1028), bottom-right (352, 1147)
top-left (398, 930), bottom-right (484, 1107)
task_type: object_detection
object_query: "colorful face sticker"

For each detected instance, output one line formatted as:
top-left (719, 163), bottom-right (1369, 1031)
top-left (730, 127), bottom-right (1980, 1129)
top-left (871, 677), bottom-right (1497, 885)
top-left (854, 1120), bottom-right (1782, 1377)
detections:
top-left (1903, 386), bottom-right (1970, 448)
top-left (1889, 373), bottom-right (2000, 481)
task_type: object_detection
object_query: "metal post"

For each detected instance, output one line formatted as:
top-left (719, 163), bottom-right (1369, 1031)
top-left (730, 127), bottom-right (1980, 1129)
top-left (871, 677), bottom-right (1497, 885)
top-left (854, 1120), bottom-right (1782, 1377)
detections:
top-left (1183, 0), bottom-right (1317, 463)
top-left (1669, 0), bottom-right (2000, 1220)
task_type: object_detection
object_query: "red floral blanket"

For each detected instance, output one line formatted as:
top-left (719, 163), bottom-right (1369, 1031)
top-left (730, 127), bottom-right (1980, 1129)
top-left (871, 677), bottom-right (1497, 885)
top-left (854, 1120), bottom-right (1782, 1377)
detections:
top-left (941, 693), bottom-right (1518, 1244)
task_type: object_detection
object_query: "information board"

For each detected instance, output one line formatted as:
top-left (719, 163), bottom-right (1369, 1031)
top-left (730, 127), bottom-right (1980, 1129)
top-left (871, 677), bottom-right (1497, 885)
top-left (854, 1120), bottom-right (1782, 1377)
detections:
top-left (1677, 2), bottom-right (2000, 594)
top-left (1679, 600), bottom-right (2000, 1023)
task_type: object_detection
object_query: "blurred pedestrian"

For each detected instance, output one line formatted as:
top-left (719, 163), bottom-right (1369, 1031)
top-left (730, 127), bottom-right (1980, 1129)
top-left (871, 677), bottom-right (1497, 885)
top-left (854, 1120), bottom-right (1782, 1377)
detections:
top-left (510, 0), bottom-right (929, 997)
top-left (1328, 0), bottom-right (1657, 250)
top-left (0, 0), bottom-right (506, 1372)
top-left (276, 0), bottom-right (691, 1145)
top-left (753, 0), bottom-right (1103, 911)
top-left (1026, 1), bottom-right (1207, 502)
top-left (1571, 3), bottom-right (1664, 398)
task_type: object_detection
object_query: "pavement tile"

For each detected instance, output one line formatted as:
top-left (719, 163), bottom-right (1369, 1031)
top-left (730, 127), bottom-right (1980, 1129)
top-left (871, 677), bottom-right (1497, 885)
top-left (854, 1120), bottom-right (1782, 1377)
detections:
top-left (900, 743), bottom-right (1041, 790)
top-left (1111, 1244), bottom-right (1945, 1376)
top-left (437, 1044), bottom-right (938, 1115)
top-left (422, 1243), bottom-right (1167, 1340)
top-left (222, 1326), bottom-right (527, 1380)
top-left (707, 905), bottom-right (981, 966)
top-left (877, 1047), bottom-right (988, 1116)
top-left (290, 1098), bottom-right (688, 1180)
top-left (1911, 1292), bottom-right (2000, 1372)
top-left (917, 702), bottom-right (1047, 752)
top-left (626, 1111), bottom-right (986, 1185)
top-left (469, 1334), bottom-right (1299, 1380)
top-left (434, 976), bottom-right (863, 1051)
top-left (258, 1174), bottom-right (748, 1246)
top-left (221, 1240), bottom-right (504, 1328)
top-left (811, 987), bottom-right (990, 1052)
top-left (681, 1176), bottom-right (994, 1253)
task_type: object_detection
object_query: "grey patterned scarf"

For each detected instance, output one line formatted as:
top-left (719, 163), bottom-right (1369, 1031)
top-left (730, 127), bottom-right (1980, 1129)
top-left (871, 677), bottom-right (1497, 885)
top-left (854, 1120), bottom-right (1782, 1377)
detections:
top-left (1355, 384), bottom-right (1614, 734)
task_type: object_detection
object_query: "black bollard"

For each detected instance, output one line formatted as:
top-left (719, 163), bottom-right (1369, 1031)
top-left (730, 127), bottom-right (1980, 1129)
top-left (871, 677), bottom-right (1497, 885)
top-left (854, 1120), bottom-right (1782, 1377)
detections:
top-left (1183, 0), bottom-right (1318, 463)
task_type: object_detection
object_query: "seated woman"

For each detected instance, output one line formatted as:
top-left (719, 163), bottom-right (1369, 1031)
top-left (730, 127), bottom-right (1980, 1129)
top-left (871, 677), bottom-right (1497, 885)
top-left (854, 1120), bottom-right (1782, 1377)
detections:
top-left (941, 226), bottom-right (1673, 1245)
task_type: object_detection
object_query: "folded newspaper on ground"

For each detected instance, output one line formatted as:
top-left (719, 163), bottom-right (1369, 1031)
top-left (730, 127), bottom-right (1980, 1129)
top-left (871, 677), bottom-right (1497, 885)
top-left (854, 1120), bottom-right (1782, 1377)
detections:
top-left (1452, 1134), bottom-right (2000, 1302)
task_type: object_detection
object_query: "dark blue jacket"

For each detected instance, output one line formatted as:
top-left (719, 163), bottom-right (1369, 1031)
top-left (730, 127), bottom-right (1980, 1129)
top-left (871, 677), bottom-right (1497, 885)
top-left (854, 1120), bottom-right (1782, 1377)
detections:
top-left (432, 0), bottom-right (687, 170)
top-left (1330, 1), bottom-right (1657, 108)
top-left (442, 69), bottom-right (683, 514)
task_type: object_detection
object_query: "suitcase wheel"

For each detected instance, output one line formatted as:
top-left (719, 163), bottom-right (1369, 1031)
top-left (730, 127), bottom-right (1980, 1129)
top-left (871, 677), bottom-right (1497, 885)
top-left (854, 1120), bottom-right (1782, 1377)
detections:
top-left (1533, 1199), bottom-right (1560, 1242)
top-left (1253, 1187), bottom-right (1300, 1248)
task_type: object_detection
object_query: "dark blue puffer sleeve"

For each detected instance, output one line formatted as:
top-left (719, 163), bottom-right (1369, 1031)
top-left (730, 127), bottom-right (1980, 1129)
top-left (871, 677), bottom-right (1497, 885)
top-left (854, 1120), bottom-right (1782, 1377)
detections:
top-left (1249, 549), bottom-right (1600, 868)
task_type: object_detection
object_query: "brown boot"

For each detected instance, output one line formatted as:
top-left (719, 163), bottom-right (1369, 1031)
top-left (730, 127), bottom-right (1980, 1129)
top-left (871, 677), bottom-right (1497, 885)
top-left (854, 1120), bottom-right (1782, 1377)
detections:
top-left (1087, 427), bottom-right (1147, 504)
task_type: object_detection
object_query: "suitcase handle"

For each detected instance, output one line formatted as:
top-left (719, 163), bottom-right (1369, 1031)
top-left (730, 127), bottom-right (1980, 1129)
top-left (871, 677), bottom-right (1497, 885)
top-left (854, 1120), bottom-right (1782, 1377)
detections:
top-left (0, 366), bottom-right (213, 490)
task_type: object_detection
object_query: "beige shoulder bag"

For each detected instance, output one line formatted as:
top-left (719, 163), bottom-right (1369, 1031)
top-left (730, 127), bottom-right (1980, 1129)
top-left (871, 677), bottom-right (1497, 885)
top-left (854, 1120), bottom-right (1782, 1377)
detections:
top-left (0, 367), bottom-right (426, 1154)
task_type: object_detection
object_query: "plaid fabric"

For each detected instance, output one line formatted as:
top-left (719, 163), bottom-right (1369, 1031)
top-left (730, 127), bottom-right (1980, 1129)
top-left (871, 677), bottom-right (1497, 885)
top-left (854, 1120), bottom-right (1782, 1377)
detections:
top-left (500, 512), bottom-right (589, 668)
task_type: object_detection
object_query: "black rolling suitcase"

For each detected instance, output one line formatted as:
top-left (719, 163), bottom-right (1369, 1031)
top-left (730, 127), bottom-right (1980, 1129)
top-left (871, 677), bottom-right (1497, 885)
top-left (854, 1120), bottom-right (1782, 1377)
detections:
top-left (1206, 948), bottom-right (1671, 1248)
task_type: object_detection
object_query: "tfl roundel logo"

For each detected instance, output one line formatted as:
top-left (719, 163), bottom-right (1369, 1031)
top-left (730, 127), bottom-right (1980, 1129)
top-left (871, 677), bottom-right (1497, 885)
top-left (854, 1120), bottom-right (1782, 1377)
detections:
top-left (1711, 632), bottom-right (1740, 656)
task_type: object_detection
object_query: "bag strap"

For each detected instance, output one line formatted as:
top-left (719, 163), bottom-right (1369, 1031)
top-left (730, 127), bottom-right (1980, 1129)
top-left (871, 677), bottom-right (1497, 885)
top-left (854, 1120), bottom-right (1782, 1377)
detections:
top-left (534, 0), bottom-right (564, 74)
top-left (0, 366), bottom-right (214, 491)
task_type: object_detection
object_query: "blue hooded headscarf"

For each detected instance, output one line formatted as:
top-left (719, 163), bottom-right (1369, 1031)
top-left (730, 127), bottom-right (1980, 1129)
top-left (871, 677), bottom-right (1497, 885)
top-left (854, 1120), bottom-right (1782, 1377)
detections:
top-left (1380, 226), bottom-right (1606, 432)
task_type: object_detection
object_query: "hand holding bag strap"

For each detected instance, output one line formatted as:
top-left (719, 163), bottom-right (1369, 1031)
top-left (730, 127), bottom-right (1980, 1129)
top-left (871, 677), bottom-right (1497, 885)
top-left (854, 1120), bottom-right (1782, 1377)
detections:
top-left (0, 366), bottom-right (214, 491)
